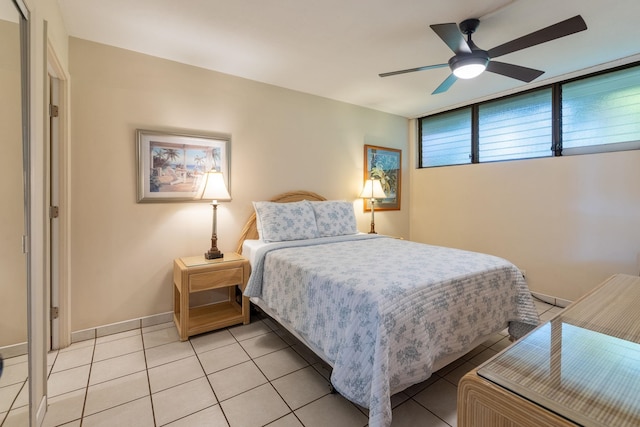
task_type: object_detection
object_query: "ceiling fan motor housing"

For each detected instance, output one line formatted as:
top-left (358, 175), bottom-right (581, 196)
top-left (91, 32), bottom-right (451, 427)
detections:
top-left (459, 18), bottom-right (480, 35)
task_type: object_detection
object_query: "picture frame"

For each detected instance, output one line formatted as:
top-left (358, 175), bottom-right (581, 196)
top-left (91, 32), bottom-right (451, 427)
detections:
top-left (364, 144), bottom-right (401, 211)
top-left (136, 129), bottom-right (230, 203)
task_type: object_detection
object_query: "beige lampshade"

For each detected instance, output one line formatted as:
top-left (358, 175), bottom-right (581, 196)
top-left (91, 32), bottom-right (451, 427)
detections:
top-left (359, 179), bottom-right (386, 199)
top-left (196, 171), bottom-right (230, 201)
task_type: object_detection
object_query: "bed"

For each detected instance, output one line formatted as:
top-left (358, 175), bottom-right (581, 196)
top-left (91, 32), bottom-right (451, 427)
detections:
top-left (237, 191), bottom-right (539, 427)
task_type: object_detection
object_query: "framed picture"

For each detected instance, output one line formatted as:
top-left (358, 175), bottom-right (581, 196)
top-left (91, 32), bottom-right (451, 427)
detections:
top-left (364, 144), bottom-right (401, 211)
top-left (136, 129), bottom-right (230, 203)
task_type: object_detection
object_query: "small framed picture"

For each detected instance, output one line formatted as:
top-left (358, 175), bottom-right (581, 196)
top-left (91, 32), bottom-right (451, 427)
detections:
top-left (136, 129), bottom-right (230, 203)
top-left (364, 144), bottom-right (401, 211)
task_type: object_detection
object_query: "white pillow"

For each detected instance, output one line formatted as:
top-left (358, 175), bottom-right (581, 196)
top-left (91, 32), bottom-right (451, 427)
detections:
top-left (253, 200), bottom-right (319, 242)
top-left (310, 200), bottom-right (358, 237)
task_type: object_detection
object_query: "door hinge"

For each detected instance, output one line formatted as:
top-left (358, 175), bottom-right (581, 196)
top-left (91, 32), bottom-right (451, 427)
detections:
top-left (50, 206), bottom-right (59, 219)
top-left (51, 306), bottom-right (59, 320)
top-left (49, 104), bottom-right (59, 118)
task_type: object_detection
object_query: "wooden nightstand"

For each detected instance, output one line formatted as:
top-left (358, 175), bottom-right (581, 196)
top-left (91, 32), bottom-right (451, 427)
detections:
top-left (173, 252), bottom-right (250, 341)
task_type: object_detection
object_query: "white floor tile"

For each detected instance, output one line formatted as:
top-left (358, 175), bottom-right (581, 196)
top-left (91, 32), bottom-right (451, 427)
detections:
top-left (1, 404), bottom-right (29, 427)
top-left (35, 317), bottom-right (470, 427)
top-left (265, 413), bottom-right (304, 427)
top-left (145, 341), bottom-right (195, 368)
top-left (190, 329), bottom-right (237, 354)
top-left (413, 378), bottom-right (458, 427)
top-left (0, 384), bottom-right (23, 413)
top-left (93, 334), bottom-right (143, 362)
top-left (50, 345), bottom-right (94, 373)
top-left (311, 361), bottom-right (332, 383)
top-left (84, 371), bottom-right (149, 416)
top-left (442, 362), bottom-right (475, 387)
top-left (208, 360), bottom-right (267, 401)
top-left (82, 396), bottom-right (154, 427)
top-left (228, 320), bottom-right (272, 342)
top-left (220, 383), bottom-right (290, 427)
top-left (294, 393), bottom-right (368, 427)
top-left (391, 399), bottom-right (449, 427)
top-left (239, 331), bottom-right (288, 359)
top-left (12, 381), bottom-right (28, 408)
top-left (89, 351), bottom-right (146, 386)
top-left (390, 391), bottom-right (410, 409)
top-left (271, 366), bottom-right (330, 410)
top-left (164, 404), bottom-right (228, 427)
top-left (59, 339), bottom-right (95, 353)
top-left (290, 343), bottom-right (321, 365)
top-left (143, 326), bottom-right (181, 349)
top-left (253, 347), bottom-right (309, 380)
top-left (42, 389), bottom-right (85, 427)
top-left (198, 342), bottom-right (250, 374)
top-left (0, 360), bottom-right (28, 388)
top-left (467, 347), bottom-right (498, 367)
top-left (2, 355), bottom-right (27, 367)
top-left (152, 377), bottom-right (217, 426)
top-left (402, 375), bottom-right (439, 397)
top-left (148, 355), bottom-right (205, 394)
top-left (48, 364), bottom-right (91, 397)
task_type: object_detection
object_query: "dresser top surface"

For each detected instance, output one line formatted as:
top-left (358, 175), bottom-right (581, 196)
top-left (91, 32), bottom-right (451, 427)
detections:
top-left (479, 274), bottom-right (640, 427)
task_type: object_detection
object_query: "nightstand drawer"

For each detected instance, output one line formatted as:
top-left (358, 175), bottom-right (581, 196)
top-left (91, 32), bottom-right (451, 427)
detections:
top-left (189, 267), bottom-right (244, 292)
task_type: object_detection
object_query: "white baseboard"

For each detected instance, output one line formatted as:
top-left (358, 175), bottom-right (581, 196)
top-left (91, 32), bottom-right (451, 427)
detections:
top-left (0, 341), bottom-right (28, 358)
top-left (71, 311), bottom-right (173, 344)
top-left (531, 291), bottom-right (573, 308)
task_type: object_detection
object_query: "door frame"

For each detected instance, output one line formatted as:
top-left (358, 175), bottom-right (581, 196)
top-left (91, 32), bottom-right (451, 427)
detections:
top-left (46, 41), bottom-right (70, 350)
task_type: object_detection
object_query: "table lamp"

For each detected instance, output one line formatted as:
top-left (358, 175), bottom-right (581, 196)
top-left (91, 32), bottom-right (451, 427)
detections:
top-left (197, 170), bottom-right (230, 259)
top-left (360, 178), bottom-right (386, 234)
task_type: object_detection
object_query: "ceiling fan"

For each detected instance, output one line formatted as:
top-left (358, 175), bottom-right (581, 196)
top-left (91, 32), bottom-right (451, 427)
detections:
top-left (379, 15), bottom-right (587, 94)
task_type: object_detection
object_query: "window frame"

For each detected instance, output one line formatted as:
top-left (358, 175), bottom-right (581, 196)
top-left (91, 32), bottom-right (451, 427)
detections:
top-left (418, 61), bottom-right (640, 168)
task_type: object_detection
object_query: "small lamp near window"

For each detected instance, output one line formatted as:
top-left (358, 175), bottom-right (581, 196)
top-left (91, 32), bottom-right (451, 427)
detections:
top-left (196, 170), bottom-right (230, 259)
top-left (360, 178), bottom-right (386, 234)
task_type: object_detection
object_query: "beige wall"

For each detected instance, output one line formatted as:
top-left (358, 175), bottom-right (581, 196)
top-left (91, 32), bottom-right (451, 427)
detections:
top-left (410, 146), bottom-right (640, 302)
top-left (68, 38), bottom-right (409, 331)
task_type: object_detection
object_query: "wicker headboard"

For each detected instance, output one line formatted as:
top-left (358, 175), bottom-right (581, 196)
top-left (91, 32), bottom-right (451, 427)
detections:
top-left (234, 190), bottom-right (327, 254)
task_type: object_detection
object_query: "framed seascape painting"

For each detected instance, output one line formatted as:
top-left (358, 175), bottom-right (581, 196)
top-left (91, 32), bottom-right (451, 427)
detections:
top-left (136, 129), bottom-right (230, 202)
top-left (364, 144), bottom-right (401, 211)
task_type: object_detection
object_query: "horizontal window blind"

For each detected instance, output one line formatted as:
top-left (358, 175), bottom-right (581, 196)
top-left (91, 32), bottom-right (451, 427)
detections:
top-left (479, 89), bottom-right (552, 162)
top-left (562, 66), bottom-right (640, 153)
top-left (420, 108), bottom-right (471, 167)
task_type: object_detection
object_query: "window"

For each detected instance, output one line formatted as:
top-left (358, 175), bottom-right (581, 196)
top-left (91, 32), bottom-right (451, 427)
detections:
top-left (418, 62), bottom-right (640, 168)
top-left (562, 66), bottom-right (640, 154)
top-left (420, 108), bottom-right (471, 167)
top-left (479, 89), bottom-right (552, 162)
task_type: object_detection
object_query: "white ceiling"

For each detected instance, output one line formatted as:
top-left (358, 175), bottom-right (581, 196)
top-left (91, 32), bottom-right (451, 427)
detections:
top-left (57, 0), bottom-right (640, 118)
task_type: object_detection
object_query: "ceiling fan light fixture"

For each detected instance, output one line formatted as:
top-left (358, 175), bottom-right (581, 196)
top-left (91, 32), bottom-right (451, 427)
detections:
top-left (450, 53), bottom-right (489, 79)
top-left (453, 62), bottom-right (486, 79)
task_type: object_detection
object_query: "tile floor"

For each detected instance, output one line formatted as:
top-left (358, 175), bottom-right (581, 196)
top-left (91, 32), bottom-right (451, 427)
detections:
top-left (0, 300), bottom-right (562, 427)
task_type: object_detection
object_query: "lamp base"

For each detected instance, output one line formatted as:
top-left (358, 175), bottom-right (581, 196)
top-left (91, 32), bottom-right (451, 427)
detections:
top-left (204, 250), bottom-right (223, 260)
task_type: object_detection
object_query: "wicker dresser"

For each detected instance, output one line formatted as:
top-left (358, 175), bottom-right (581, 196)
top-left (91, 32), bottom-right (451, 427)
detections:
top-left (458, 273), bottom-right (640, 427)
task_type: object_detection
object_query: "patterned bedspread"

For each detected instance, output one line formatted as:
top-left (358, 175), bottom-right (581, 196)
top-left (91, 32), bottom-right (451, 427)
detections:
top-left (244, 235), bottom-right (539, 427)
